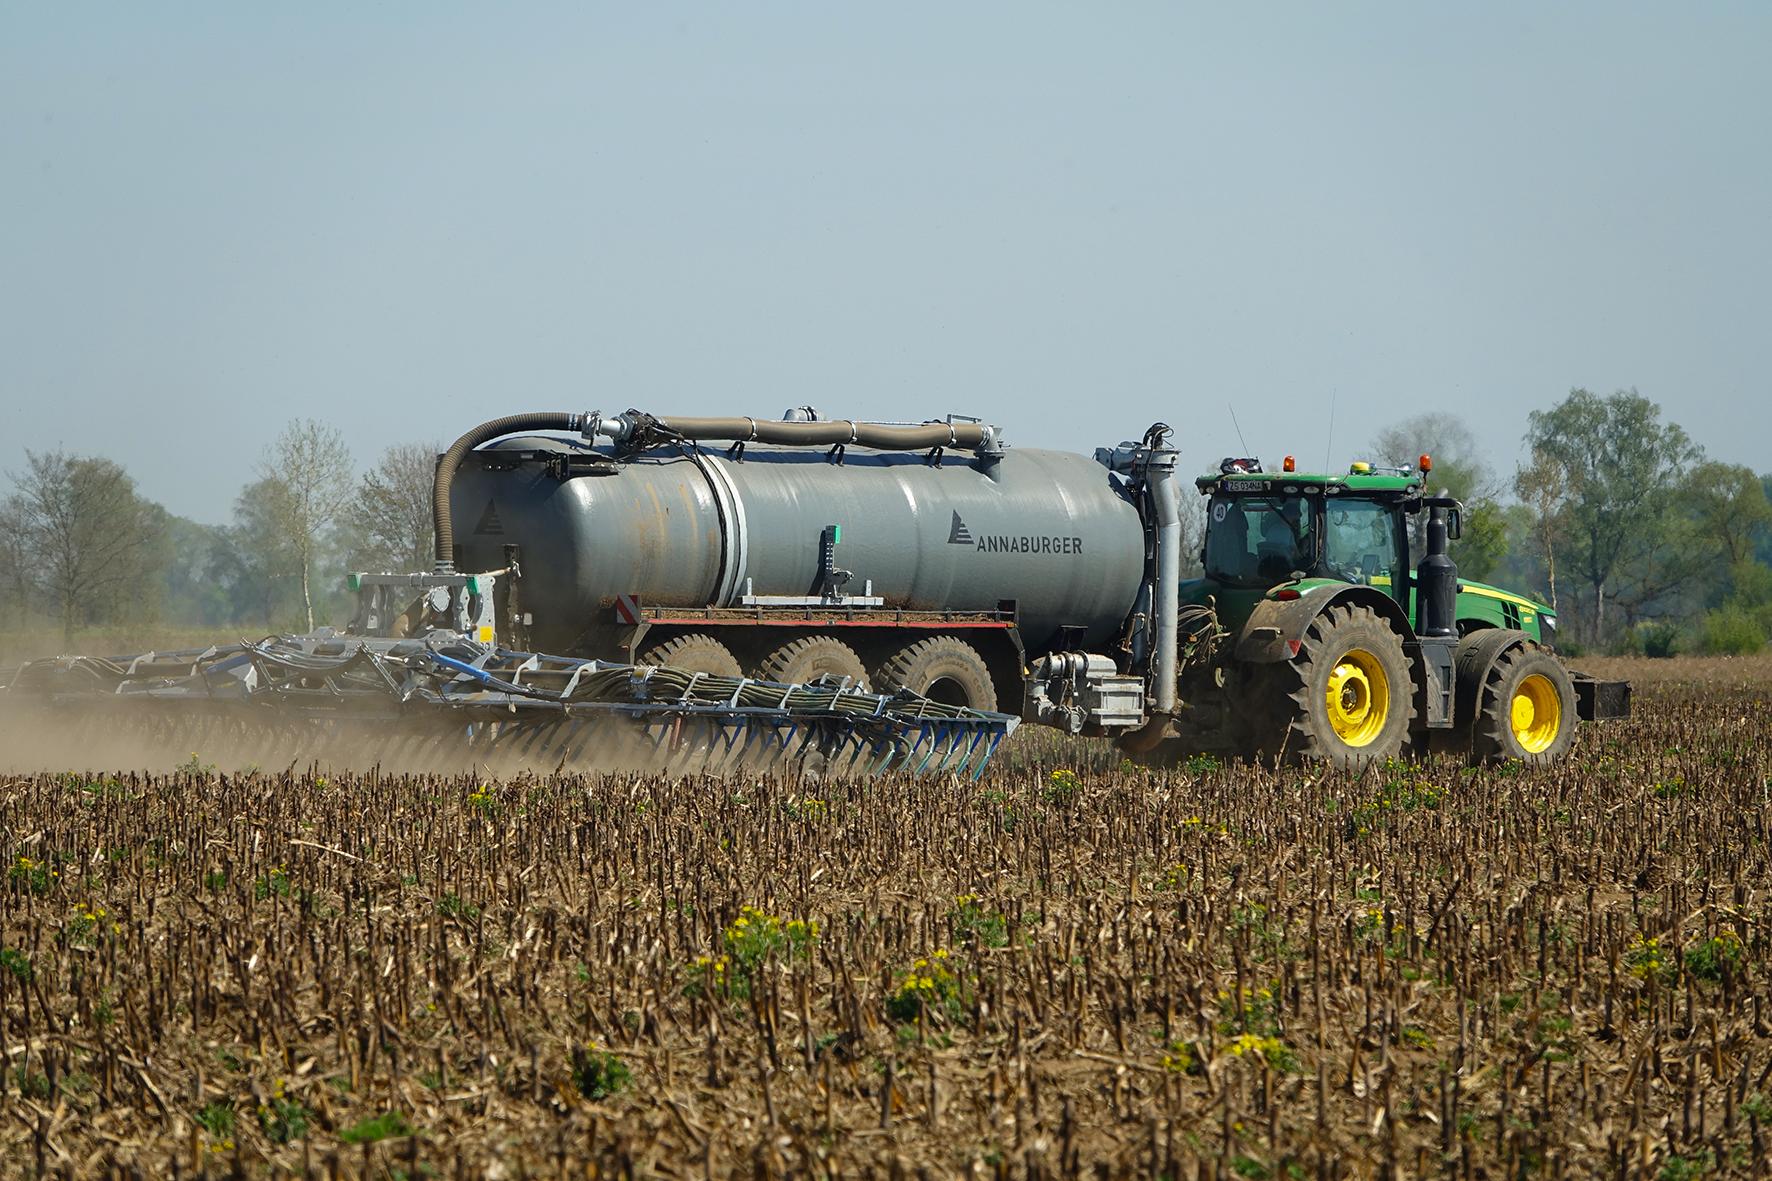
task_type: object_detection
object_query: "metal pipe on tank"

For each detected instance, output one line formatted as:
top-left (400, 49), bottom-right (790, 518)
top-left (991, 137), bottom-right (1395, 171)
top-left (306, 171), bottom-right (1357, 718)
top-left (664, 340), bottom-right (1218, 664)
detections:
top-left (593, 412), bottom-right (995, 452)
top-left (1146, 450), bottom-right (1182, 713)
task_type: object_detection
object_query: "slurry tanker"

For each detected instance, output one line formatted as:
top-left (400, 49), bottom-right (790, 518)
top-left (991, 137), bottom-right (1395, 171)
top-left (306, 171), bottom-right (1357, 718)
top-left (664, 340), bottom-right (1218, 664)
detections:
top-left (428, 408), bottom-right (1628, 769)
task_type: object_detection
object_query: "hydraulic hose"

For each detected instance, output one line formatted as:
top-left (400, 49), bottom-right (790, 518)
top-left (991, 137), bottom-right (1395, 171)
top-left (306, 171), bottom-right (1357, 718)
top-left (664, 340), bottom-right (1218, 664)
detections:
top-left (433, 412), bottom-right (587, 572)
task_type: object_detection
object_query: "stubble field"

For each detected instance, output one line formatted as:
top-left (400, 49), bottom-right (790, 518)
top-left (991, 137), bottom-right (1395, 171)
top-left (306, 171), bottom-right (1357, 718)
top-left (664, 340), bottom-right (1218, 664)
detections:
top-left (1, 654), bottom-right (1770, 1179)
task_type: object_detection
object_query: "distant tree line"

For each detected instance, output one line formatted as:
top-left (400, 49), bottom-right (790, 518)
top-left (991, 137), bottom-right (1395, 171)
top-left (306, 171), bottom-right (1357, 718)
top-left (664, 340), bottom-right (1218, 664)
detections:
top-left (1368, 388), bottom-right (1772, 656)
top-left (2, 392), bottom-right (1768, 656)
top-left (0, 420), bottom-right (438, 645)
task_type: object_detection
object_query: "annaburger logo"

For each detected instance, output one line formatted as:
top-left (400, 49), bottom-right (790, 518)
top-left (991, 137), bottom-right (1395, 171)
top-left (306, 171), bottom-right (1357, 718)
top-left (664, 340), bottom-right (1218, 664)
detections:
top-left (949, 512), bottom-right (1082, 554)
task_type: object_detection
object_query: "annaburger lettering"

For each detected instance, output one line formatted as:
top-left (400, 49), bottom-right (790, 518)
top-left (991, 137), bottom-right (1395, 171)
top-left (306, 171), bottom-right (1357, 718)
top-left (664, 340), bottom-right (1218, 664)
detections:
top-left (976, 535), bottom-right (1083, 554)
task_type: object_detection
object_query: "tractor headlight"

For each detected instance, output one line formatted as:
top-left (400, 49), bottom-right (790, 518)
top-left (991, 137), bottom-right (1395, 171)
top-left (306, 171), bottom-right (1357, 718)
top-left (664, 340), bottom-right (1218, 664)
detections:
top-left (1540, 613), bottom-right (1558, 648)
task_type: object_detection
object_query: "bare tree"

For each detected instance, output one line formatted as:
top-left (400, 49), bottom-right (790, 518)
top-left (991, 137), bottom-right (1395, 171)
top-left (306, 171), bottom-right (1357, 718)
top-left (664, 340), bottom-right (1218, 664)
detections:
top-left (345, 441), bottom-right (441, 574)
top-left (1176, 489), bottom-right (1207, 579)
top-left (1370, 412), bottom-right (1508, 576)
top-left (3, 451), bottom-right (164, 645)
top-left (256, 421), bottom-right (354, 632)
top-left (1368, 412), bottom-right (1498, 501)
top-left (1514, 446), bottom-right (1575, 614)
top-left (0, 499), bottom-right (32, 629)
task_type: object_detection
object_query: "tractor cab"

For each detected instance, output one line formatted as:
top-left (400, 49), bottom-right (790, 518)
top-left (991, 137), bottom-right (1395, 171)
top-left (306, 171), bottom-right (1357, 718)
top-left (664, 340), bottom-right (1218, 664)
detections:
top-left (1190, 456), bottom-right (1561, 648)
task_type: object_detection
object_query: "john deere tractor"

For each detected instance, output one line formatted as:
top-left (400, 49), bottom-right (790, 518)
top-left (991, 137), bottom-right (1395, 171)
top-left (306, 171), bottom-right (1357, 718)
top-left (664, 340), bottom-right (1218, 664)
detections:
top-left (1132, 454), bottom-right (1629, 769)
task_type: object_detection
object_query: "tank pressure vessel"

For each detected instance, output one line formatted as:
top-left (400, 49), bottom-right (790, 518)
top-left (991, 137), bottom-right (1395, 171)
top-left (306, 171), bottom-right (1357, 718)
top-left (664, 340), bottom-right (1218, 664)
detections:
top-left (450, 434), bottom-right (1147, 658)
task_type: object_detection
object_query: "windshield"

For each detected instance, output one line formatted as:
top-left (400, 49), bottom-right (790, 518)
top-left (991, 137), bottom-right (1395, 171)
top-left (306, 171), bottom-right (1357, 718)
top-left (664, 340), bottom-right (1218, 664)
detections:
top-left (1204, 495), bottom-right (1313, 586)
top-left (1322, 500), bottom-right (1400, 586)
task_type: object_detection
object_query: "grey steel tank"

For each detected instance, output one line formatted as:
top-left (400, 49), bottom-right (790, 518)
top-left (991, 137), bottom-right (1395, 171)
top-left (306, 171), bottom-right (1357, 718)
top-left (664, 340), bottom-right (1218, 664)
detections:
top-left (449, 434), bottom-right (1147, 657)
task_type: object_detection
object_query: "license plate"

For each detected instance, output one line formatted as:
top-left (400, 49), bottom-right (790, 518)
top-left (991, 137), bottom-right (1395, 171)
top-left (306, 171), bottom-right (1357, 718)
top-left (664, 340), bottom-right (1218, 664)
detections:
top-left (1224, 480), bottom-right (1263, 492)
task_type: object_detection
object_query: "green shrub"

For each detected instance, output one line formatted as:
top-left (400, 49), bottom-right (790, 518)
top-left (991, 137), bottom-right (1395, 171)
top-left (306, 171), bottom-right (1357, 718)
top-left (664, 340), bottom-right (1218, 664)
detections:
top-left (1701, 609), bottom-right (1767, 656)
top-left (1686, 931), bottom-right (1745, 983)
top-left (196, 1101), bottom-right (236, 1138)
top-left (886, 950), bottom-right (963, 1024)
top-left (340, 1111), bottom-right (410, 1144)
top-left (0, 947), bottom-right (33, 983)
top-left (570, 1047), bottom-right (631, 1100)
top-left (258, 1095), bottom-right (310, 1143)
top-left (1640, 621), bottom-right (1681, 659)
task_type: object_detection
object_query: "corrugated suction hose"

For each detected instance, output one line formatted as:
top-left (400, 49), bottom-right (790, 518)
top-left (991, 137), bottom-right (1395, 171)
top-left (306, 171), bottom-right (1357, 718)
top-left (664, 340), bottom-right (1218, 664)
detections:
top-left (433, 412), bottom-right (583, 571)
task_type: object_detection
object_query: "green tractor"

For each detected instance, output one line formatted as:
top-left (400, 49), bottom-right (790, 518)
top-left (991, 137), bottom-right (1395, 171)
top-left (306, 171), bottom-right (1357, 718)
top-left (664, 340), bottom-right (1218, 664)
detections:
top-left (1130, 454), bottom-right (1629, 768)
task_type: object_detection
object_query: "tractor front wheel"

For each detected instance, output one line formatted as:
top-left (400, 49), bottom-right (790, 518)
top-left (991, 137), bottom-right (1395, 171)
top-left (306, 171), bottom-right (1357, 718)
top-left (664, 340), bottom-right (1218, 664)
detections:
top-left (1471, 643), bottom-right (1577, 764)
top-left (1269, 604), bottom-right (1413, 769)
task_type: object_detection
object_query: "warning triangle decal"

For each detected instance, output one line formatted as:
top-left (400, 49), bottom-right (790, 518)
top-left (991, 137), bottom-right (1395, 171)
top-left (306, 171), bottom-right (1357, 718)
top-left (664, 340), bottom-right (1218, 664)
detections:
top-left (474, 499), bottom-right (505, 535)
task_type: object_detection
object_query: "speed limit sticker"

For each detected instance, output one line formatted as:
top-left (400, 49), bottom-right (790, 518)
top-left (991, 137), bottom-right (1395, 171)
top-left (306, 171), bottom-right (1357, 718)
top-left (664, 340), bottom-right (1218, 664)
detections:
top-left (1212, 503), bottom-right (1228, 522)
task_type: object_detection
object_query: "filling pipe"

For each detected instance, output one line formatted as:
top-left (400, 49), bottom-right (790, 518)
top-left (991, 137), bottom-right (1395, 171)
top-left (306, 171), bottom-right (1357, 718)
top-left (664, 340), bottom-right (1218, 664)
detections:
top-left (1146, 450), bottom-right (1182, 713)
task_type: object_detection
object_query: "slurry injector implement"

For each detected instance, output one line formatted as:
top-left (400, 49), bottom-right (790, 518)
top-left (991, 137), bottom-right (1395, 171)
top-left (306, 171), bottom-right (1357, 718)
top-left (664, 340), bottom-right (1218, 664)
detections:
top-left (1, 579), bottom-right (1017, 779)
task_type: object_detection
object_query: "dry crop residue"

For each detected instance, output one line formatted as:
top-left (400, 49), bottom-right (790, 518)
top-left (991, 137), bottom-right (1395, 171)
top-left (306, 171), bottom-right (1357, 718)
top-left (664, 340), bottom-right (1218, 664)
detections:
top-left (1, 661), bottom-right (1770, 1178)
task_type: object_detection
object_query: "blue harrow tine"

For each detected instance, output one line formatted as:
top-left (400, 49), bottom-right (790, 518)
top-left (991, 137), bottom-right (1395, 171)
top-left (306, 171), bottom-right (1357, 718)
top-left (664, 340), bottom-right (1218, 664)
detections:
top-left (647, 717), bottom-right (675, 768)
top-left (973, 726), bottom-right (1007, 780)
top-left (954, 727), bottom-right (989, 778)
top-left (930, 725), bottom-right (961, 776)
top-left (949, 727), bottom-right (978, 777)
top-left (910, 724), bottom-right (940, 776)
top-left (864, 734), bottom-right (893, 777)
top-left (709, 716), bottom-right (746, 774)
top-left (559, 716), bottom-right (600, 768)
top-left (577, 716), bottom-right (622, 769)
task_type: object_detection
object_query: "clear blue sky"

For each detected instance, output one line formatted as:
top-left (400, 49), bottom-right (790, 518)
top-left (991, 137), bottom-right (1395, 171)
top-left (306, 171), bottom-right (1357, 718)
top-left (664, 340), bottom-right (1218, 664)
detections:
top-left (4, 4), bottom-right (1768, 522)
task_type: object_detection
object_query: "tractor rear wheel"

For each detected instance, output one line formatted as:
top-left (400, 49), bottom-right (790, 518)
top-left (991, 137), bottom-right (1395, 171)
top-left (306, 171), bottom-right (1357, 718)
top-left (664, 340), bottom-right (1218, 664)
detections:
top-left (1471, 643), bottom-right (1576, 764)
top-left (755, 637), bottom-right (871, 690)
top-left (873, 637), bottom-right (998, 711)
top-left (636, 634), bottom-right (743, 678)
top-left (1267, 604), bottom-right (1413, 769)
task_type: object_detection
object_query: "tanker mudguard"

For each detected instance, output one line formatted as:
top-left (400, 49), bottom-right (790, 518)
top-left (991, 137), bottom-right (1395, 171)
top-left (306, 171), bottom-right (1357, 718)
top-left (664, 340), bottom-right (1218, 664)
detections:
top-left (1232, 586), bottom-right (1414, 663)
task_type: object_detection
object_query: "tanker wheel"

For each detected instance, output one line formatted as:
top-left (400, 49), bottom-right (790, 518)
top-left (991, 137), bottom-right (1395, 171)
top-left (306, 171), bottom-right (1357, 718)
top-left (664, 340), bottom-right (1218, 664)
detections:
top-left (636, 633), bottom-right (743, 678)
top-left (1471, 642), bottom-right (1577, 765)
top-left (755, 637), bottom-right (871, 691)
top-left (1268, 604), bottom-right (1413, 770)
top-left (873, 637), bottom-right (998, 711)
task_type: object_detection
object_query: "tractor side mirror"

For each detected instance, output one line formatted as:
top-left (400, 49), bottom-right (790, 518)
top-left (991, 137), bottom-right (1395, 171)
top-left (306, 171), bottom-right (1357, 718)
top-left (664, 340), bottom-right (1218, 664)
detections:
top-left (1446, 507), bottom-right (1462, 541)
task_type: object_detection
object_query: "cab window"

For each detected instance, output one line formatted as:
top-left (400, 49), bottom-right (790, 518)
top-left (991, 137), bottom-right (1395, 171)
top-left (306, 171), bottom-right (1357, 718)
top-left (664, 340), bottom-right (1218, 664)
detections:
top-left (1322, 500), bottom-right (1399, 586)
top-left (1205, 495), bottom-right (1312, 587)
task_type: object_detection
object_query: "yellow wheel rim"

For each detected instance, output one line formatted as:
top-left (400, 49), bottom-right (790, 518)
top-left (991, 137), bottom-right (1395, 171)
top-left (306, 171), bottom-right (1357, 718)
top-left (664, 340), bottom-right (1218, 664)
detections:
top-left (1510, 673), bottom-right (1562, 753)
top-left (1325, 648), bottom-right (1391, 747)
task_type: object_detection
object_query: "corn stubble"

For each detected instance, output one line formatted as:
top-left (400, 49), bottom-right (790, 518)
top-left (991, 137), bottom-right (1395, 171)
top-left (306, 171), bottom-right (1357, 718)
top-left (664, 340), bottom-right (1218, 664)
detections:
top-left (1, 666), bottom-right (1769, 1179)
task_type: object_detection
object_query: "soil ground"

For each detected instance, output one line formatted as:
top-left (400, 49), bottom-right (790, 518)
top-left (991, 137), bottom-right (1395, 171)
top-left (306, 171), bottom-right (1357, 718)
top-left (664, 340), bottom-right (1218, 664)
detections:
top-left (0, 656), bottom-right (1769, 1178)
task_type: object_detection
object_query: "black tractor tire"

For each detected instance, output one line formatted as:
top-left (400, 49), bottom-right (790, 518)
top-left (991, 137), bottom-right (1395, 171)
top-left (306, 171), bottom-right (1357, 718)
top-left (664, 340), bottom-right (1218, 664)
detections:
top-left (1470, 642), bottom-right (1577, 765)
top-left (1261, 603), bottom-right (1414, 769)
top-left (636, 634), bottom-right (743, 678)
top-left (754, 637), bottom-right (871, 691)
top-left (873, 637), bottom-right (998, 711)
